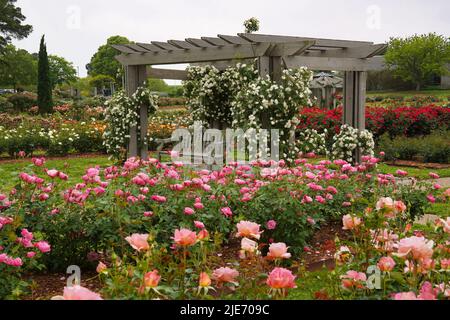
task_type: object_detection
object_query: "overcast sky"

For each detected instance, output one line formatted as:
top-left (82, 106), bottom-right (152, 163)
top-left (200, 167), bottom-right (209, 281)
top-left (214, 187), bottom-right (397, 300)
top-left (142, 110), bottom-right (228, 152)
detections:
top-left (12, 0), bottom-right (450, 80)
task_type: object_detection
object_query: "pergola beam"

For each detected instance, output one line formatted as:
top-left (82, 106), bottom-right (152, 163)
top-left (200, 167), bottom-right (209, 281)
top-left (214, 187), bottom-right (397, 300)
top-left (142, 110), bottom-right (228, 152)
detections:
top-left (283, 56), bottom-right (385, 71)
top-left (115, 42), bottom-right (272, 66)
top-left (147, 67), bottom-right (188, 80)
top-left (305, 43), bottom-right (388, 59)
top-left (238, 33), bottom-right (373, 48)
top-left (267, 40), bottom-right (316, 56)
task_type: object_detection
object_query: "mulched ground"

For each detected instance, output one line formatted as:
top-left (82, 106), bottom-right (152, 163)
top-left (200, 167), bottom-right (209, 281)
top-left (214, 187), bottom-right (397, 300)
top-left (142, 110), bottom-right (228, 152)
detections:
top-left (22, 272), bottom-right (102, 300)
top-left (22, 222), bottom-right (346, 300)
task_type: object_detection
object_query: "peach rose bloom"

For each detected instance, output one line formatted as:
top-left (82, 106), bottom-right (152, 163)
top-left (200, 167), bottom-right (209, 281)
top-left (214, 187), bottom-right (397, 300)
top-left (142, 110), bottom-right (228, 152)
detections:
top-left (376, 197), bottom-right (395, 211)
top-left (144, 270), bottom-right (161, 288)
top-left (96, 261), bottom-right (107, 273)
top-left (199, 272), bottom-right (212, 288)
top-left (437, 217), bottom-right (450, 234)
top-left (125, 234), bottom-right (150, 252)
top-left (241, 237), bottom-right (258, 253)
top-left (60, 285), bottom-right (103, 300)
top-left (377, 256), bottom-right (396, 272)
top-left (212, 267), bottom-right (239, 284)
top-left (173, 228), bottom-right (197, 247)
top-left (236, 221), bottom-right (262, 240)
top-left (396, 236), bottom-right (434, 261)
top-left (266, 267), bottom-right (297, 289)
top-left (340, 270), bottom-right (367, 289)
top-left (342, 215), bottom-right (362, 230)
top-left (267, 243), bottom-right (292, 260)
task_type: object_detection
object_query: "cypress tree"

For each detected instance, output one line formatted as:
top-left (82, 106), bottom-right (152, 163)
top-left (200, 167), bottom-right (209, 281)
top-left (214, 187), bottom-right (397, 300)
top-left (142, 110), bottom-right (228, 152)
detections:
top-left (37, 35), bottom-right (52, 114)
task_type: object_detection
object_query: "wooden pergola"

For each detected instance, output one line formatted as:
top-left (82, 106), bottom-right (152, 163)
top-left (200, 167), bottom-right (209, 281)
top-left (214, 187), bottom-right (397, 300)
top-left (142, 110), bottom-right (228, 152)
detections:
top-left (113, 33), bottom-right (387, 161)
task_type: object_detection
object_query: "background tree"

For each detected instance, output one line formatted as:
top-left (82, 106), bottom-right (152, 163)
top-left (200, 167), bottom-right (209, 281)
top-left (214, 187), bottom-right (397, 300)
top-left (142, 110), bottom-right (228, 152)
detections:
top-left (88, 35), bottom-right (130, 85)
top-left (48, 55), bottom-right (78, 89)
top-left (0, 0), bottom-right (32, 56)
top-left (37, 35), bottom-right (53, 114)
top-left (147, 78), bottom-right (169, 92)
top-left (385, 33), bottom-right (450, 91)
top-left (243, 17), bottom-right (260, 34)
top-left (0, 44), bottom-right (37, 89)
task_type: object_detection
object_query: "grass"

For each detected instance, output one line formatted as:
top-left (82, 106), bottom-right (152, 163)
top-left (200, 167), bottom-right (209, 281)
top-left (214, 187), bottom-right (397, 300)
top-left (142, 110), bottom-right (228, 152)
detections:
top-left (0, 155), bottom-right (113, 192)
top-left (377, 163), bottom-right (450, 180)
top-left (289, 269), bottom-right (330, 300)
top-left (426, 202), bottom-right (450, 217)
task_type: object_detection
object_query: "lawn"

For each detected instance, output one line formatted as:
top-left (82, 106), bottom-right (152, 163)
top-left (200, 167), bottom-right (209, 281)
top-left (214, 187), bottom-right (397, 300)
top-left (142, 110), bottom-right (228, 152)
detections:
top-left (377, 163), bottom-right (450, 180)
top-left (0, 155), bottom-right (113, 192)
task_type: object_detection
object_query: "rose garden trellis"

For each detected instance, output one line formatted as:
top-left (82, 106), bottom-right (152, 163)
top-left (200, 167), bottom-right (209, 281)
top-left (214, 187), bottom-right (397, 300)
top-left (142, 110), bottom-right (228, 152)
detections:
top-left (112, 33), bottom-right (387, 162)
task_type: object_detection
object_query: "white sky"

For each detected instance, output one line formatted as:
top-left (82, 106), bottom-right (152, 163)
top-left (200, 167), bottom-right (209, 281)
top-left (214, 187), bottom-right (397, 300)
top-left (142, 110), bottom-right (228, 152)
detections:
top-left (12, 0), bottom-right (450, 82)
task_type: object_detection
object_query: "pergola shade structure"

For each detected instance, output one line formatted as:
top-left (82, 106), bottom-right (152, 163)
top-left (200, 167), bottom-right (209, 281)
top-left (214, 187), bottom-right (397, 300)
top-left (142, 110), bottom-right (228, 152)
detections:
top-left (113, 33), bottom-right (387, 161)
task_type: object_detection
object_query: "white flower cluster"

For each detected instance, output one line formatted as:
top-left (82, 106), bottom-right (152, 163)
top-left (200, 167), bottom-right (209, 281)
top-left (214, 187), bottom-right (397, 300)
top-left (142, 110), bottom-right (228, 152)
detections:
top-left (103, 85), bottom-right (159, 159)
top-left (296, 128), bottom-right (328, 155)
top-left (184, 62), bottom-right (313, 163)
top-left (243, 17), bottom-right (260, 33)
top-left (331, 124), bottom-right (375, 162)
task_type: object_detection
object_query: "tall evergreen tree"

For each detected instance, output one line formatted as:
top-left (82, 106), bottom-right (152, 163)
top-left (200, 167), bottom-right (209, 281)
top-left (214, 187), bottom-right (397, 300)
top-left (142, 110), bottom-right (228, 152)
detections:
top-left (0, 0), bottom-right (32, 56)
top-left (37, 35), bottom-right (52, 114)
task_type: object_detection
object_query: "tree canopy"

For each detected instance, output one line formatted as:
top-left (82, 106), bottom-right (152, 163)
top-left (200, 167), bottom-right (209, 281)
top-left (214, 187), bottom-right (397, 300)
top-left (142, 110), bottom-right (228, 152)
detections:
top-left (385, 33), bottom-right (450, 91)
top-left (0, 44), bottom-right (37, 89)
top-left (48, 55), bottom-right (78, 88)
top-left (37, 35), bottom-right (53, 114)
top-left (87, 35), bottom-right (130, 85)
top-left (0, 0), bottom-right (32, 56)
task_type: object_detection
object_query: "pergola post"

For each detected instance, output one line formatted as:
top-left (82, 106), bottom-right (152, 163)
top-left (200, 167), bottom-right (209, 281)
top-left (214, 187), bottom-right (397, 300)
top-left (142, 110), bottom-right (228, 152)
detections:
top-left (343, 71), bottom-right (367, 163)
top-left (125, 64), bottom-right (148, 160)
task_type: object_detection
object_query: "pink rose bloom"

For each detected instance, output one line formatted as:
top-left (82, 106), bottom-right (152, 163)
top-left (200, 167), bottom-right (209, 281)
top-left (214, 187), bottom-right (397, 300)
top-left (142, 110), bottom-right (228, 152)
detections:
top-left (173, 228), bottom-right (197, 247)
top-left (396, 236), bottom-right (434, 261)
top-left (376, 197), bottom-right (395, 211)
top-left (426, 195), bottom-right (436, 203)
top-left (236, 221), bottom-right (262, 240)
top-left (144, 270), bottom-right (161, 288)
top-left (184, 207), bottom-right (195, 216)
top-left (32, 157), bottom-right (46, 167)
top-left (266, 267), bottom-right (297, 289)
top-left (58, 172), bottom-right (68, 180)
top-left (125, 234), bottom-right (150, 252)
top-left (418, 282), bottom-right (437, 300)
top-left (444, 188), bottom-right (450, 198)
top-left (86, 168), bottom-right (100, 178)
top-left (393, 201), bottom-right (407, 213)
top-left (266, 220), bottom-right (277, 230)
top-left (393, 292), bottom-right (419, 300)
top-left (27, 252), bottom-right (36, 258)
top-left (377, 256), bottom-right (396, 272)
top-left (194, 202), bottom-right (204, 210)
top-left (62, 285), bottom-right (103, 300)
top-left (144, 211), bottom-right (153, 217)
top-left (220, 207), bottom-right (233, 218)
top-left (302, 195), bottom-right (313, 204)
top-left (212, 267), bottom-right (239, 284)
top-left (267, 243), bottom-right (291, 260)
top-left (35, 241), bottom-right (51, 253)
top-left (39, 193), bottom-right (49, 201)
top-left (96, 262), bottom-right (107, 273)
top-left (241, 237), bottom-right (258, 253)
top-left (46, 169), bottom-right (59, 179)
top-left (342, 214), bottom-right (362, 230)
top-left (429, 172), bottom-right (440, 179)
top-left (194, 221), bottom-right (205, 229)
top-left (396, 170), bottom-right (408, 177)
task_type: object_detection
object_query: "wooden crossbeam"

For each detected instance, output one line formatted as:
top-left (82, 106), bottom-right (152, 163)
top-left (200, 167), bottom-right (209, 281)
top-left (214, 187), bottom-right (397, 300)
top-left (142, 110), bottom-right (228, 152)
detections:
top-left (266, 41), bottom-right (316, 56)
top-left (136, 43), bottom-right (163, 52)
top-left (201, 37), bottom-right (229, 46)
top-left (147, 67), bottom-right (188, 80)
top-left (125, 44), bottom-right (152, 53)
top-left (115, 42), bottom-right (272, 66)
top-left (151, 41), bottom-right (181, 51)
top-left (305, 44), bottom-right (388, 59)
top-left (168, 40), bottom-right (198, 50)
top-left (185, 38), bottom-right (217, 48)
top-left (239, 33), bottom-right (373, 48)
top-left (218, 34), bottom-right (251, 45)
top-left (111, 44), bottom-right (139, 54)
top-left (283, 56), bottom-right (385, 71)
